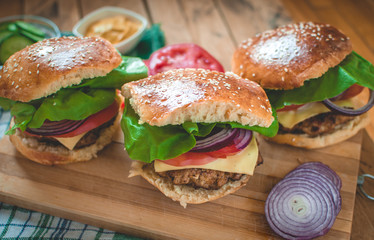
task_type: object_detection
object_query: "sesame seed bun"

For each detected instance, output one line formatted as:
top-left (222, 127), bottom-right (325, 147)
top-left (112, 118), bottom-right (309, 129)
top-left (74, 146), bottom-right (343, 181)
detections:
top-left (231, 22), bottom-right (352, 90)
top-left (122, 68), bottom-right (274, 128)
top-left (0, 36), bottom-right (122, 102)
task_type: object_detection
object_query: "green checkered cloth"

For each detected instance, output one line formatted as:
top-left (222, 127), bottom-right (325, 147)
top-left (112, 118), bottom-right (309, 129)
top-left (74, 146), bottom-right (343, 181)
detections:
top-left (0, 24), bottom-right (165, 239)
top-left (0, 203), bottom-right (141, 240)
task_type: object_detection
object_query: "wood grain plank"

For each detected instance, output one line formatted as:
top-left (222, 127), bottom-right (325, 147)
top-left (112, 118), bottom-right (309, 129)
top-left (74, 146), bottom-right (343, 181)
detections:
top-left (23, 0), bottom-right (80, 31)
top-left (147, 0), bottom-right (233, 70)
top-left (145, 0), bottom-right (193, 44)
top-left (80, 0), bottom-right (149, 23)
top-left (327, 0), bottom-right (374, 52)
top-left (0, 0), bottom-right (23, 18)
top-left (217, 0), bottom-right (292, 45)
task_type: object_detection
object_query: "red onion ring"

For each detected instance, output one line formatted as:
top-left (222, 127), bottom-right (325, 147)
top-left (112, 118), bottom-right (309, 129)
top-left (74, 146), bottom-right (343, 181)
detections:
top-left (234, 128), bottom-right (253, 150)
top-left (322, 89), bottom-right (374, 116)
top-left (285, 169), bottom-right (341, 214)
top-left (191, 128), bottom-right (252, 152)
top-left (26, 119), bottom-right (86, 136)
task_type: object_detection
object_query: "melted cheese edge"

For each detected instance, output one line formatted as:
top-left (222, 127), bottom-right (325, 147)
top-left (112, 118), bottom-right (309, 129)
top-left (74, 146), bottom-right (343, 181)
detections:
top-left (154, 136), bottom-right (258, 175)
top-left (277, 99), bottom-right (354, 129)
top-left (53, 132), bottom-right (86, 150)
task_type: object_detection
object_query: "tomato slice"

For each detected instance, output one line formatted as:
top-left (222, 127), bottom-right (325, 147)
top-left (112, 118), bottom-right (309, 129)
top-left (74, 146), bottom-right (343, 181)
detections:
top-left (278, 104), bottom-right (305, 112)
top-left (162, 143), bottom-right (242, 167)
top-left (147, 43), bottom-right (224, 75)
top-left (337, 84), bottom-right (364, 100)
top-left (25, 100), bottom-right (119, 138)
top-left (162, 152), bottom-right (217, 167)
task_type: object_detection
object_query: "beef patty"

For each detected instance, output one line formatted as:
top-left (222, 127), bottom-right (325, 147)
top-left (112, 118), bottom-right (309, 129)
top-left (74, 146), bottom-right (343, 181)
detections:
top-left (279, 112), bottom-right (355, 137)
top-left (156, 151), bottom-right (263, 190)
top-left (158, 168), bottom-right (244, 190)
top-left (21, 116), bottom-right (116, 150)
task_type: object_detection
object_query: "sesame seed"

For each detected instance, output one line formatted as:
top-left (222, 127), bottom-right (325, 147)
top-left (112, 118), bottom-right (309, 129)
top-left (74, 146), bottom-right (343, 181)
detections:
top-left (37, 70), bottom-right (39, 74)
top-left (15, 85), bottom-right (19, 89)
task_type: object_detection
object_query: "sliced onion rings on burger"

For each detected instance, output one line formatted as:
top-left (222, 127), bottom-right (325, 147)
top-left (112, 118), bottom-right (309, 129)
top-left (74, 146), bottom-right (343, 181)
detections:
top-left (322, 89), bottom-right (374, 116)
top-left (191, 128), bottom-right (252, 153)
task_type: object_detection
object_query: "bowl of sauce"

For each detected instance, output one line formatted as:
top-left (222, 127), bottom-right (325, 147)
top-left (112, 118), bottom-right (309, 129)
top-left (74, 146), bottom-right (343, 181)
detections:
top-left (73, 7), bottom-right (148, 54)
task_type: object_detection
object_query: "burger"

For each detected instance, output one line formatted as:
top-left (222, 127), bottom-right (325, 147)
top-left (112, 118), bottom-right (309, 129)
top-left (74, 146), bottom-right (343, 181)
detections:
top-left (0, 36), bottom-right (147, 165)
top-left (232, 22), bottom-right (374, 148)
top-left (120, 68), bottom-right (277, 207)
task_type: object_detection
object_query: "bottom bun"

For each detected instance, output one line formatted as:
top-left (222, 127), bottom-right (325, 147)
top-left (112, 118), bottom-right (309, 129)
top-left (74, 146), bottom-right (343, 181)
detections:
top-left (265, 113), bottom-right (370, 149)
top-left (9, 117), bottom-right (118, 165)
top-left (129, 161), bottom-right (251, 208)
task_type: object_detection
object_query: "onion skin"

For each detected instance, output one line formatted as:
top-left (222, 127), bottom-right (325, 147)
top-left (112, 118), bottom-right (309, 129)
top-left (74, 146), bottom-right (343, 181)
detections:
top-left (322, 89), bottom-right (374, 116)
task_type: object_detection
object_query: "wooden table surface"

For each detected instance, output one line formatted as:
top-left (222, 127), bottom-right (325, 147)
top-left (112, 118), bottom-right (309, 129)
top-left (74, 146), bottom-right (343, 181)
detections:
top-left (0, 0), bottom-right (373, 239)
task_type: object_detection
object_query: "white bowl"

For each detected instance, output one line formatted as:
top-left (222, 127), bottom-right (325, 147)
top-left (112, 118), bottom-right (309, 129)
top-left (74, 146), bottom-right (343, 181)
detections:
top-left (72, 6), bottom-right (148, 54)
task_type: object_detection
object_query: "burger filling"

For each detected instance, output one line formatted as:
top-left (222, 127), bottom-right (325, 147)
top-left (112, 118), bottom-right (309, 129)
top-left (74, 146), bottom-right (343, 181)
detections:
top-left (154, 138), bottom-right (262, 190)
top-left (19, 116), bottom-right (116, 150)
top-left (279, 112), bottom-right (355, 137)
top-left (158, 168), bottom-right (244, 190)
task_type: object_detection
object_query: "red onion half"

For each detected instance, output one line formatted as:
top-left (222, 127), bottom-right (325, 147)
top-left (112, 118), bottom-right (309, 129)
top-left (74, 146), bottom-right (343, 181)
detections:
top-left (191, 128), bottom-right (252, 152)
top-left (265, 162), bottom-right (342, 240)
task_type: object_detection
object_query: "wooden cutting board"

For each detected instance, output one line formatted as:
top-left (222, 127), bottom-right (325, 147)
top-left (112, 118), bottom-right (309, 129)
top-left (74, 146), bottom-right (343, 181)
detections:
top-left (0, 125), bottom-right (362, 239)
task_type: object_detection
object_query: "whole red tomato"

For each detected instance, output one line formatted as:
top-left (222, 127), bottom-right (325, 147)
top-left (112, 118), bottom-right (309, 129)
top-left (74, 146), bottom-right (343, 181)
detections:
top-left (147, 43), bottom-right (224, 75)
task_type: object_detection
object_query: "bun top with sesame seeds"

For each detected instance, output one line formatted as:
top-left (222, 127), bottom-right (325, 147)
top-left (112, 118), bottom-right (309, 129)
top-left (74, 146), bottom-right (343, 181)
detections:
top-left (0, 36), bottom-right (122, 102)
top-left (122, 68), bottom-right (274, 127)
top-left (231, 22), bottom-right (352, 90)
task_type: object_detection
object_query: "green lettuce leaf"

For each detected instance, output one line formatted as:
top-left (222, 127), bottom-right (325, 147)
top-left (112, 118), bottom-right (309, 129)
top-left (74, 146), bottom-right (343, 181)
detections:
top-left (7, 103), bottom-right (36, 134)
top-left (266, 51), bottom-right (374, 110)
top-left (121, 100), bottom-right (278, 162)
top-left (2, 56), bottom-right (148, 135)
top-left (0, 97), bottom-right (16, 111)
top-left (73, 56), bottom-right (148, 89)
top-left (7, 89), bottom-right (115, 134)
top-left (121, 100), bottom-right (196, 162)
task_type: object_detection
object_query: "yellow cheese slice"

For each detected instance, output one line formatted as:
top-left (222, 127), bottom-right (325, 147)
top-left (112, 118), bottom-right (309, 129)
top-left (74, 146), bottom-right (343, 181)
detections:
top-left (154, 136), bottom-right (258, 175)
top-left (277, 99), bottom-right (354, 129)
top-left (53, 132), bottom-right (86, 150)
